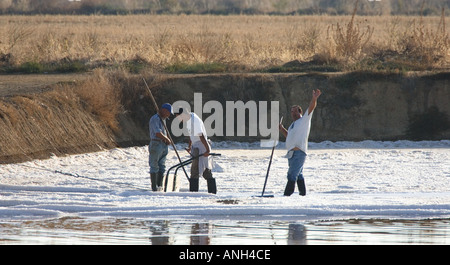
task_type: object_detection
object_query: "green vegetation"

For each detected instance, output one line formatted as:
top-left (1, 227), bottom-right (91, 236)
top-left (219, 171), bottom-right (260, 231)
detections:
top-left (165, 62), bottom-right (227, 74)
top-left (1, 0), bottom-right (449, 16)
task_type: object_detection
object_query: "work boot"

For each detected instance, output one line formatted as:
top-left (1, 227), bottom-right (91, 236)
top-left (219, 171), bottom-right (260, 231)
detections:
top-left (190, 178), bottom-right (199, 192)
top-left (157, 172), bottom-right (165, 191)
top-left (203, 169), bottom-right (216, 194)
top-left (284, 180), bottom-right (295, 196)
top-left (207, 178), bottom-right (217, 194)
top-left (150, 173), bottom-right (158, 191)
top-left (297, 179), bottom-right (306, 196)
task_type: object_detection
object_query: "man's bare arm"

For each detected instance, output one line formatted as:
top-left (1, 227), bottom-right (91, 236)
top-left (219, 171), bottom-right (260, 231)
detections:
top-left (199, 134), bottom-right (210, 157)
top-left (307, 89), bottom-right (322, 115)
top-left (156, 132), bottom-right (171, 145)
top-left (279, 124), bottom-right (288, 138)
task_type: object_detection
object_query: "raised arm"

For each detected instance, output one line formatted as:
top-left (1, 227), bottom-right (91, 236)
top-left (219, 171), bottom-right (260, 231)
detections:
top-left (279, 124), bottom-right (288, 138)
top-left (307, 89), bottom-right (322, 115)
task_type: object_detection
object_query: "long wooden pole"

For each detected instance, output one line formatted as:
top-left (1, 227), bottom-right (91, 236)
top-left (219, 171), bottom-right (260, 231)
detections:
top-left (260, 116), bottom-right (283, 197)
top-left (143, 78), bottom-right (190, 183)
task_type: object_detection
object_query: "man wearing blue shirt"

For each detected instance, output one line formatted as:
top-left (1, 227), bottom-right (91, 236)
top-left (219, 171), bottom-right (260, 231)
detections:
top-left (149, 103), bottom-right (173, 191)
top-left (279, 89), bottom-right (322, 196)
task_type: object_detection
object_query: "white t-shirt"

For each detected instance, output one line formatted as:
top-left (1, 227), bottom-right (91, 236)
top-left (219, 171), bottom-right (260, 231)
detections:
top-left (285, 110), bottom-right (314, 153)
top-left (186, 112), bottom-right (208, 145)
top-left (186, 112), bottom-right (212, 170)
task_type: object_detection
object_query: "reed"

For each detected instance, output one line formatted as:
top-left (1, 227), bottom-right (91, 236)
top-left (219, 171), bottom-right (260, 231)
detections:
top-left (327, 0), bottom-right (374, 62)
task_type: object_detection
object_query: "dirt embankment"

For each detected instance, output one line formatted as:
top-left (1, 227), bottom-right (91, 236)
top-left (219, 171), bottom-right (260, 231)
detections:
top-left (121, 72), bottom-right (449, 142)
top-left (0, 73), bottom-right (117, 163)
top-left (0, 71), bottom-right (449, 164)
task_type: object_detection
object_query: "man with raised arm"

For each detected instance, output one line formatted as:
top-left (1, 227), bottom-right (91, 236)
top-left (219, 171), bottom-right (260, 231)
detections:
top-left (279, 89), bottom-right (322, 196)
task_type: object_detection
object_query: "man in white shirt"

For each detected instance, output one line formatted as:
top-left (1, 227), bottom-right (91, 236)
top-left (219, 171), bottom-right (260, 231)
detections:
top-left (279, 89), bottom-right (322, 196)
top-left (175, 109), bottom-right (216, 194)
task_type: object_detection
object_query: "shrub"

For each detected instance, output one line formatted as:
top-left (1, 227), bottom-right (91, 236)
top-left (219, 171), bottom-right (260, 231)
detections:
top-left (19, 61), bottom-right (43, 73)
top-left (327, 0), bottom-right (374, 63)
top-left (164, 62), bottom-right (227, 73)
top-left (397, 8), bottom-right (449, 69)
top-left (54, 60), bottom-right (87, 73)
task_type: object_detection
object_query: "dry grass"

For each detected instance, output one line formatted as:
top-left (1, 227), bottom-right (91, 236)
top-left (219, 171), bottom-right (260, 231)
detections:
top-left (0, 14), bottom-right (448, 72)
top-left (70, 69), bottom-right (121, 131)
top-left (0, 70), bottom-right (120, 163)
top-left (326, 1), bottom-right (374, 63)
top-left (398, 9), bottom-right (449, 67)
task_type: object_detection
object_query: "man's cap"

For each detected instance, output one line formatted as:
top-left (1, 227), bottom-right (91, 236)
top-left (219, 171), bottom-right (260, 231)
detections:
top-left (161, 103), bottom-right (173, 114)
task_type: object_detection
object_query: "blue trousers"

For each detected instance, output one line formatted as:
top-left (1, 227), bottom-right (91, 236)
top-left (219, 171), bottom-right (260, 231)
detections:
top-left (287, 150), bottom-right (307, 182)
top-left (149, 141), bottom-right (168, 174)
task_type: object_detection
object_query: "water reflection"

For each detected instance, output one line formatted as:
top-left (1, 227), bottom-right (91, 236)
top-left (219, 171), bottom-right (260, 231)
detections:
top-left (149, 220), bottom-right (171, 245)
top-left (190, 223), bottom-right (212, 245)
top-left (143, 219), bottom-right (450, 245)
top-left (287, 224), bottom-right (307, 245)
top-left (146, 220), bottom-right (308, 245)
top-left (1, 217), bottom-right (449, 245)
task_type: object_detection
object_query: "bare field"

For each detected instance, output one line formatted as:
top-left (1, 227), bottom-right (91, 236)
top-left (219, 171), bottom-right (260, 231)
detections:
top-left (0, 73), bottom-right (90, 97)
top-left (0, 14), bottom-right (448, 72)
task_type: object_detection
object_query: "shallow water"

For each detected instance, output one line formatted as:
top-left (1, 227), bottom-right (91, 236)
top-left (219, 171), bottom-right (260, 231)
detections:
top-left (1, 217), bottom-right (449, 245)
